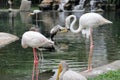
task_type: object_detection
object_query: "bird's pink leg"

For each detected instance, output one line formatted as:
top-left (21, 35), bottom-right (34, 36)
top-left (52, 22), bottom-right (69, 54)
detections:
top-left (35, 62), bottom-right (39, 80)
top-left (32, 63), bottom-right (35, 80)
top-left (87, 28), bottom-right (94, 71)
top-left (84, 28), bottom-right (94, 72)
top-left (33, 48), bottom-right (39, 80)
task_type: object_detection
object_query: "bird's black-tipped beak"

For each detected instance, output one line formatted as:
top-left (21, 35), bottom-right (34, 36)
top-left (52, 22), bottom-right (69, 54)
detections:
top-left (60, 28), bottom-right (68, 33)
top-left (28, 13), bottom-right (34, 16)
top-left (67, 28), bottom-right (70, 30)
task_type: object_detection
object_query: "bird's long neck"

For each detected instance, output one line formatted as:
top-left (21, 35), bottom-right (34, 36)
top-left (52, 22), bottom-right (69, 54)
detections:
top-left (70, 16), bottom-right (82, 33)
top-left (59, 66), bottom-right (69, 80)
top-left (66, 15), bottom-right (82, 33)
top-left (65, 16), bottom-right (71, 29)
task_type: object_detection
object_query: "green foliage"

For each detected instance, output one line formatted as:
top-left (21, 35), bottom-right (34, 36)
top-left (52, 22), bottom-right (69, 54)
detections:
top-left (13, 0), bottom-right (21, 6)
top-left (107, 0), bottom-right (120, 5)
top-left (88, 70), bottom-right (120, 80)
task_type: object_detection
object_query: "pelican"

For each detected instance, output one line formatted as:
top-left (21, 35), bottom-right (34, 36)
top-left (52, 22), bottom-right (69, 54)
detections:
top-left (56, 61), bottom-right (87, 80)
top-left (64, 13), bottom-right (112, 71)
top-left (21, 28), bottom-right (54, 80)
top-left (50, 25), bottom-right (68, 41)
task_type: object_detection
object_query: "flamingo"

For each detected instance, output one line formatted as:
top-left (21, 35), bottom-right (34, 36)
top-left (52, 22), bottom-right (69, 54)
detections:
top-left (58, 0), bottom-right (69, 11)
top-left (21, 29), bottom-right (54, 80)
top-left (8, 0), bottom-right (12, 12)
top-left (56, 61), bottom-right (87, 80)
top-left (64, 13), bottom-right (112, 71)
top-left (29, 10), bottom-right (42, 27)
top-left (29, 10), bottom-right (42, 15)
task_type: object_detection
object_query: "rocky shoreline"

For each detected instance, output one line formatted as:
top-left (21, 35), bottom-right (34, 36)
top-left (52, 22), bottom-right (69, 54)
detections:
top-left (0, 32), bottom-right (19, 48)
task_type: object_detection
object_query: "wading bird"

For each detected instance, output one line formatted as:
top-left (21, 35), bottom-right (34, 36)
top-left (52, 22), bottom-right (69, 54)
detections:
top-left (29, 10), bottom-right (42, 27)
top-left (8, 0), bottom-right (12, 11)
top-left (50, 25), bottom-right (68, 41)
top-left (64, 13), bottom-right (112, 71)
top-left (21, 29), bottom-right (54, 80)
top-left (56, 61), bottom-right (87, 80)
top-left (58, 0), bottom-right (69, 11)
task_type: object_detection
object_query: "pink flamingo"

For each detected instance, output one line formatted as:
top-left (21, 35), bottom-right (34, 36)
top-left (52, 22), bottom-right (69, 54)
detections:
top-left (65, 13), bottom-right (112, 71)
top-left (21, 30), bottom-right (54, 80)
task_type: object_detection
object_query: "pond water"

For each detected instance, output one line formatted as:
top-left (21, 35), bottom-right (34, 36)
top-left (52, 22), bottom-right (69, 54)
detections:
top-left (0, 10), bottom-right (120, 80)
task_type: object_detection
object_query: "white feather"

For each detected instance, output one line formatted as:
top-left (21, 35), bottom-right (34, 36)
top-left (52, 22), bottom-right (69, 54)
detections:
top-left (21, 31), bottom-right (54, 48)
top-left (62, 70), bottom-right (87, 80)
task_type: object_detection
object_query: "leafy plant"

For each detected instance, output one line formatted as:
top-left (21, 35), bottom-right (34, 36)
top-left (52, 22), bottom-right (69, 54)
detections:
top-left (88, 70), bottom-right (120, 80)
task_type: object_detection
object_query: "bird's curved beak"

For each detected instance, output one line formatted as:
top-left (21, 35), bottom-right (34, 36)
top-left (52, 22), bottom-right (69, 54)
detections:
top-left (56, 64), bottom-right (62, 80)
top-left (60, 28), bottom-right (68, 33)
top-left (28, 13), bottom-right (34, 16)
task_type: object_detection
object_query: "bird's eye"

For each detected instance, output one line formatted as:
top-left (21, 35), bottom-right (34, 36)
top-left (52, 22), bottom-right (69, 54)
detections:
top-left (67, 28), bottom-right (70, 30)
top-left (59, 29), bottom-right (62, 31)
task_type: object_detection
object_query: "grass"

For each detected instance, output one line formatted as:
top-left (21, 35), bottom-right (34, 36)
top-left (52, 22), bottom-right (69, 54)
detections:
top-left (88, 69), bottom-right (120, 80)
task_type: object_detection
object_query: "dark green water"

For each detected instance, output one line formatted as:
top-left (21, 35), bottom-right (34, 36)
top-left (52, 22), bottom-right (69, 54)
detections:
top-left (0, 10), bottom-right (120, 80)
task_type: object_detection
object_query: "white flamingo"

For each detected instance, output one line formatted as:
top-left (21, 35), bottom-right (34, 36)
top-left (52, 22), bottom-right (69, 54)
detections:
top-left (21, 30), bottom-right (54, 80)
top-left (8, 0), bottom-right (12, 11)
top-left (58, 0), bottom-right (69, 11)
top-left (64, 13), bottom-right (112, 71)
top-left (29, 10), bottom-right (42, 27)
top-left (56, 61), bottom-right (87, 80)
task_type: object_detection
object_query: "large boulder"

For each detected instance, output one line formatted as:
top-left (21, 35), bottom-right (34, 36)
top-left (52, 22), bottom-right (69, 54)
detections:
top-left (0, 32), bottom-right (19, 48)
top-left (20, 0), bottom-right (31, 11)
top-left (39, 0), bottom-right (60, 10)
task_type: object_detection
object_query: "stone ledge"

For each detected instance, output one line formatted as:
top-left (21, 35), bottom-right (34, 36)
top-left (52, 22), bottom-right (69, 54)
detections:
top-left (0, 32), bottom-right (19, 48)
top-left (80, 60), bottom-right (120, 78)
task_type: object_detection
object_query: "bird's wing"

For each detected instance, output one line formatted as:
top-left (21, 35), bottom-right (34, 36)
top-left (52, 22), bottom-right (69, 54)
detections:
top-left (63, 70), bottom-right (87, 80)
top-left (50, 26), bottom-right (58, 34)
top-left (22, 31), bottom-right (51, 48)
top-left (82, 28), bottom-right (90, 38)
top-left (80, 13), bottom-right (104, 28)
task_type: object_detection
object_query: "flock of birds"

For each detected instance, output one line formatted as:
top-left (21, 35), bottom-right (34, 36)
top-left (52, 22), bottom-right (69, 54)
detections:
top-left (21, 9), bottom-right (112, 80)
top-left (8, 0), bottom-right (112, 80)
top-left (7, 0), bottom-right (112, 80)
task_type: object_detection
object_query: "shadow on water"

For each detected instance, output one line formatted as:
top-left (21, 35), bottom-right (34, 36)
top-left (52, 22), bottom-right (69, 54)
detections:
top-left (0, 10), bottom-right (120, 80)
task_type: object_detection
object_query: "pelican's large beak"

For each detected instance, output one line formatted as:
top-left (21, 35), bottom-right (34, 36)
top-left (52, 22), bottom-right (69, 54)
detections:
top-left (60, 28), bottom-right (68, 33)
top-left (56, 64), bottom-right (62, 80)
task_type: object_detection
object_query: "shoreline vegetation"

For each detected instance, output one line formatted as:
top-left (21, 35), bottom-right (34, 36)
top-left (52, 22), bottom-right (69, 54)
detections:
top-left (88, 69), bottom-right (120, 80)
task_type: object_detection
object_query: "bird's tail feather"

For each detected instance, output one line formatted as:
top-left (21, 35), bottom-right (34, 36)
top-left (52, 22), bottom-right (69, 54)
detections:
top-left (105, 19), bottom-right (112, 24)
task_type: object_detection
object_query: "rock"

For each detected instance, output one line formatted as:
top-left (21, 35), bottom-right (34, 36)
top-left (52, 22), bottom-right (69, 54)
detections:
top-left (39, 0), bottom-right (59, 10)
top-left (0, 32), bottom-right (19, 48)
top-left (80, 60), bottom-right (120, 78)
top-left (39, 0), bottom-right (54, 10)
top-left (20, 0), bottom-right (31, 11)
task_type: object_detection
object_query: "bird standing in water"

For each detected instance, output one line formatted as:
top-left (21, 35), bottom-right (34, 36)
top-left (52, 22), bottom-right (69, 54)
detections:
top-left (56, 61), bottom-right (87, 80)
top-left (21, 29), bottom-right (54, 80)
top-left (50, 25), bottom-right (68, 41)
top-left (29, 10), bottom-right (42, 27)
top-left (8, 0), bottom-right (12, 11)
top-left (64, 13), bottom-right (112, 71)
top-left (58, 0), bottom-right (69, 11)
